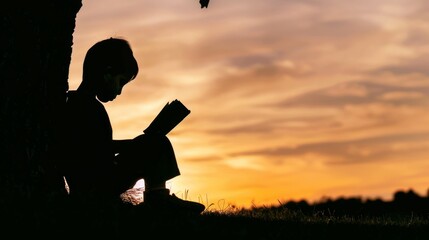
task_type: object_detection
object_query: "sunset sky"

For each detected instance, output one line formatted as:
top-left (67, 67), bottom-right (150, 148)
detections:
top-left (68, 0), bottom-right (429, 209)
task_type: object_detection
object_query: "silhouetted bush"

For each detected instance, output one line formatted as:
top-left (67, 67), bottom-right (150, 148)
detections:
top-left (278, 188), bottom-right (429, 217)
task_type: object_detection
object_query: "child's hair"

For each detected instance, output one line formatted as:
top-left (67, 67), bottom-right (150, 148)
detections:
top-left (82, 37), bottom-right (139, 86)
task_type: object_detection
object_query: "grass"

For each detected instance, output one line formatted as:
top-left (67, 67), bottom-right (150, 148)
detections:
top-left (197, 207), bottom-right (428, 240)
top-left (116, 189), bottom-right (429, 239)
top-left (189, 192), bottom-right (429, 240)
top-left (134, 207), bottom-right (428, 240)
top-left (3, 202), bottom-right (429, 239)
top-left (115, 195), bottom-right (429, 240)
top-left (3, 190), bottom-right (429, 239)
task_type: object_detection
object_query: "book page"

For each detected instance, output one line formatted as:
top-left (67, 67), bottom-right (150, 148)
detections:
top-left (143, 100), bottom-right (191, 135)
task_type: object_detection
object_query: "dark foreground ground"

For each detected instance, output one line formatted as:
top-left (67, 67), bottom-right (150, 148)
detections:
top-left (133, 211), bottom-right (429, 240)
top-left (3, 204), bottom-right (428, 240)
top-left (3, 188), bottom-right (429, 239)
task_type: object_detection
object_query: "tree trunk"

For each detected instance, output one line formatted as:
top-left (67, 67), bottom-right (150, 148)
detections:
top-left (0, 1), bottom-right (82, 213)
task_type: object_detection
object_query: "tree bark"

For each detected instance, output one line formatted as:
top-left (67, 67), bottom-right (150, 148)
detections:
top-left (0, 1), bottom-right (82, 211)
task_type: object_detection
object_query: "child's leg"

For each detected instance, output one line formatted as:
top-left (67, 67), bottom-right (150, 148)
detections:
top-left (116, 134), bottom-right (180, 190)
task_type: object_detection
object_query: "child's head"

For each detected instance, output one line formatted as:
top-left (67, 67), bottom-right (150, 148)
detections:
top-left (81, 37), bottom-right (139, 93)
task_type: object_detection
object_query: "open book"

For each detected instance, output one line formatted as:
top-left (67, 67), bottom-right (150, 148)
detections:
top-left (143, 99), bottom-right (191, 135)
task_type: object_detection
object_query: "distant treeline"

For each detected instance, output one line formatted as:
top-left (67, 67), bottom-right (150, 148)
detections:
top-left (279, 189), bottom-right (429, 216)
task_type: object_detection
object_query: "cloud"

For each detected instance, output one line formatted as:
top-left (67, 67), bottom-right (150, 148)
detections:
top-left (279, 80), bottom-right (429, 108)
top-left (231, 132), bottom-right (429, 164)
top-left (375, 53), bottom-right (429, 76)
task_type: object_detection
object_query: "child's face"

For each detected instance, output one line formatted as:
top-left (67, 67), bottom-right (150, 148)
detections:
top-left (97, 73), bottom-right (131, 102)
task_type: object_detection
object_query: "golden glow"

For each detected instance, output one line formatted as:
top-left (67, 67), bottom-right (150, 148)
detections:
top-left (69, 0), bottom-right (429, 209)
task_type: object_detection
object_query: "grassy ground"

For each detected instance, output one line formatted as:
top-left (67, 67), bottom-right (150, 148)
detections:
top-left (113, 188), bottom-right (429, 239)
top-left (3, 201), bottom-right (428, 239)
top-left (199, 207), bottom-right (429, 240)
top-left (64, 205), bottom-right (429, 239)
top-left (110, 206), bottom-right (428, 240)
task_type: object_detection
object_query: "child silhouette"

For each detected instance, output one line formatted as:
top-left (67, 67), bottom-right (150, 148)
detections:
top-left (58, 37), bottom-right (204, 215)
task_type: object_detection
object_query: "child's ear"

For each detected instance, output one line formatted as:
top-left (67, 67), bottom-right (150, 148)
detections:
top-left (103, 66), bottom-right (113, 80)
top-left (103, 73), bottom-right (113, 81)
